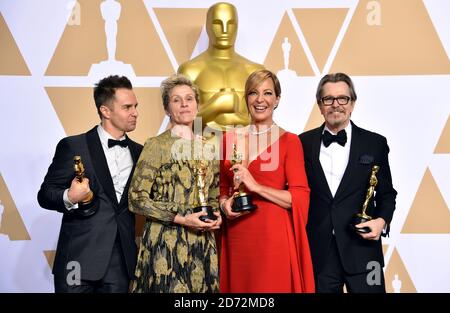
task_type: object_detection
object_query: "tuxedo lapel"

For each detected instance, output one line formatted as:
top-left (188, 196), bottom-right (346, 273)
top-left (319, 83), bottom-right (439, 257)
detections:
top-left (311, 124), bottom-right (333, 200)
top-left (334, 121), bottom-right (361, 200)
top-left (118, 137), bottom-right (140, 208)
top-left (127, 135), bottom-right (140, 164)
top-left (85, 127), bottom-right (119, 207)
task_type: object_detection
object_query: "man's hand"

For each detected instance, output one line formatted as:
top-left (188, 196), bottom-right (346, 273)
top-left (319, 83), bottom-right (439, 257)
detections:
top-left (357, 217), bottom-right (386, 241)
top-left (67, 177), bottom-right (92, 204)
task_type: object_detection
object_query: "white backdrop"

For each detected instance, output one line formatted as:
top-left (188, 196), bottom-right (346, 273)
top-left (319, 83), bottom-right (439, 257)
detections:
top-left (0, 0), bottom-right (449, 292)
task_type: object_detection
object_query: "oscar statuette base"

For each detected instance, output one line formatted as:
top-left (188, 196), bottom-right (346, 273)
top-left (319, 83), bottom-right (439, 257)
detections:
top-left (75, 192), bottom-right (99, 218)
top-left (193, 205), bottom-right (217, 222)
top-left (350, 213), bottom-right (372, 234)
top-left (232, 193), bottom-right (257, 212)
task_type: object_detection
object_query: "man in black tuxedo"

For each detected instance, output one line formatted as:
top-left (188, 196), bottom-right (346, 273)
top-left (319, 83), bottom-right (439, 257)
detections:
top-left (38, 75), bottom-right (143, 293)
top-left (299, 73), bottom-right (397, 293)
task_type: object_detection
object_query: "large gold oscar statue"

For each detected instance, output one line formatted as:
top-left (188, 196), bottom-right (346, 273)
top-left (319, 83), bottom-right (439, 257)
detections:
top-left (178, 2), bottom-right (264, 130)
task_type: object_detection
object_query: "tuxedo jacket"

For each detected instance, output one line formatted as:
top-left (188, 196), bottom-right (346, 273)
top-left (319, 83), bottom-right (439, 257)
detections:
top-left (299, 121), bottom-right (397, 275)
top-left (38, 126), bottom-right (143, 281)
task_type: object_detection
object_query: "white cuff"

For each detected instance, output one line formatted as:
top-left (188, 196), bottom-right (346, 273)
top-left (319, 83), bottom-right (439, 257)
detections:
top-left (63, 189), bottom-right (79, 210)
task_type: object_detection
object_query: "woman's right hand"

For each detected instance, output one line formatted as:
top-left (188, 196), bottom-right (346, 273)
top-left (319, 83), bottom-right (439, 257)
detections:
top-left (221, 196), bottom-right (250, 220)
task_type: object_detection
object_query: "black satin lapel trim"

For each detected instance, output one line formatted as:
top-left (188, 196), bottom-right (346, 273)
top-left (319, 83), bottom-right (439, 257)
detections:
top-left (118, 166), bottom-right (135, 208)
top-left (311, 125), bottom-right (333, 200)
top-left (126, 135), bottom-right (141, 164)
top-left (334, 122), bottom-right (360, 200)
top-left (118, 139), bottom-right (141, 208)
top-left (86, 127), bottom-right (119, 206)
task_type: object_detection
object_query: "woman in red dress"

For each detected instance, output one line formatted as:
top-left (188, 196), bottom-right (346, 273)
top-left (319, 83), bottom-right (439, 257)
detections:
top-left (219, 69), bottom-right (315, 292)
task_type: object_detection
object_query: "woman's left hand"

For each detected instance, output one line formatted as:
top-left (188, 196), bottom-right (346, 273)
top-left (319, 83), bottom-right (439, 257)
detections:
top-left (230, 164), bottom-right (260, 193)
top-left (203, 211), bottom-right (222, 231)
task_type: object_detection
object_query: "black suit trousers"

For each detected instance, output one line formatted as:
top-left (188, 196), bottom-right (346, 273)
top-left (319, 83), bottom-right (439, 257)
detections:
top-left (54, 235), bottom-right (129, 293)
top-left (316, 236), bottom-right (385, 293)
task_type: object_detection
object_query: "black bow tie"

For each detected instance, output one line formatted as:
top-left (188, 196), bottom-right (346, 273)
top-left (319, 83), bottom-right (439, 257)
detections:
top-left (108, 138), bottom-right (128, 148)
top-left (322, 129), bottom-right (347, 147)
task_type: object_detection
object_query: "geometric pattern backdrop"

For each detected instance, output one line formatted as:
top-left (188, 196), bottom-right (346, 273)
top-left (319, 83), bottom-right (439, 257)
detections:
top-left (0, 0), bottom-right (449, 292)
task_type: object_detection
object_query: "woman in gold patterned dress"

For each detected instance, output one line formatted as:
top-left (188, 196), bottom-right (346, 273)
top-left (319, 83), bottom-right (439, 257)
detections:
top-left (128, 75), bottom-right (222, 292)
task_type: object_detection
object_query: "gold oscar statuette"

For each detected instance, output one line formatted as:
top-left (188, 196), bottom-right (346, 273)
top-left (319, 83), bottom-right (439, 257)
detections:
top-left (230, 144), bottom-right (257, 212)
top-left (351, 165), bottom-right (380, 234)
top-left (177, 2), bottom-right (265, 130)
top-left (73, 156), bottom-right (94, 205)
top-left (193, 159), bottom-right (217, 222)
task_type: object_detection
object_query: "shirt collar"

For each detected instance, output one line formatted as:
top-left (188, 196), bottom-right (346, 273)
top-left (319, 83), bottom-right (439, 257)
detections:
top-left (97, 124), bottom-right (126, 149)
top-left (323, 121), bottom-right (352, 137)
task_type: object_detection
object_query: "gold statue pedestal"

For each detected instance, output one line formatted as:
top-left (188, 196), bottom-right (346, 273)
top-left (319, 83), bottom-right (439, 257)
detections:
top-left (76, 198), bottom-right (99, 218)
top-left (350, 213), bottom-right (372, 234)
top-left (193, 205), bottom-right (217, 222)
top-left (231, 192), bottom-right (257, 213)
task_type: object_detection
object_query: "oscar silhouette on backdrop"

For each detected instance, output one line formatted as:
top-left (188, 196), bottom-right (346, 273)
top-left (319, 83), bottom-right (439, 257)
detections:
top-left (102, 0), bottom-right (120, 62)
top-left (392, 274), bottom-right (402, 293)
top-left (178, 2), bottom-right (264, 130)
top-left (277, 36), bottom-right (297, 79)
top-left (89, 0), bottom-right (135, 78)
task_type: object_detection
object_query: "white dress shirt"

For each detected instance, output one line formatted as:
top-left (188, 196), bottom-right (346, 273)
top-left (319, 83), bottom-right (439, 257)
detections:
top-left (319, 122), bottom-right (352, 197)
top-left (64, 125), bottom-right (133, 209)
top-left (96, 124), bottom-right (133, 202)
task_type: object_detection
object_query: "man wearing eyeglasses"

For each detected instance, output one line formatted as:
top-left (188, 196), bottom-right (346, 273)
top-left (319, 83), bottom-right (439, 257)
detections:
top-left (299, 73), bottom-right (397, 293)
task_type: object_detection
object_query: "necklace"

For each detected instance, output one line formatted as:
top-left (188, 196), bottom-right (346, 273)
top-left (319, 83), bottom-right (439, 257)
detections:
top-left (249, 123), bottom-right (275, 135)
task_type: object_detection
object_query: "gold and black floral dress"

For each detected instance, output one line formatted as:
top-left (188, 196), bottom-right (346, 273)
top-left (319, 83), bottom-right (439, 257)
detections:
top-left (128, 130), bottom-right (219, 293)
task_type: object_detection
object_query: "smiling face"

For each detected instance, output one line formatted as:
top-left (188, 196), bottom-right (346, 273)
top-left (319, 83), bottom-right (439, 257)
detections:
top-left (166, 85), bottom-right (198, 127)
top-left (206, 2), bottom-right (238, 49)
top-left (246, 77), bottom-right (280, 124)
top-left (319, 81), bottom-right (355, 132)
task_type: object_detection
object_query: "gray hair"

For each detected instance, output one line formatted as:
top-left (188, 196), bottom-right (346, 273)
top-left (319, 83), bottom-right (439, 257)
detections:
top-left (315, 72), bottom-right (357, 105)
top-left (160, 74), bottom-right (200, 112)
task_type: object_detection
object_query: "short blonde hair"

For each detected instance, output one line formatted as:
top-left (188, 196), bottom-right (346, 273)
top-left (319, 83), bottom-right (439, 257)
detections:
top-left (244, 69), bottom-right (281, 106)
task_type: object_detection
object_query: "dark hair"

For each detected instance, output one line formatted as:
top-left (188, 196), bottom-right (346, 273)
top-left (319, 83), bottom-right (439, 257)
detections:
top-left (160, 74), bottom-right (200, 112)
top-left (245, 69), bottom-right (281, 106)
top-left (315, 72), bottom-right (357, 104)
top-left (93, 75), bottom-right (133, 119)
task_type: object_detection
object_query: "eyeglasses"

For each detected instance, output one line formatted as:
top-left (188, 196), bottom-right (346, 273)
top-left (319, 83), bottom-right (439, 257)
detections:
top-left (320, 96), bottom-right (351, 106)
